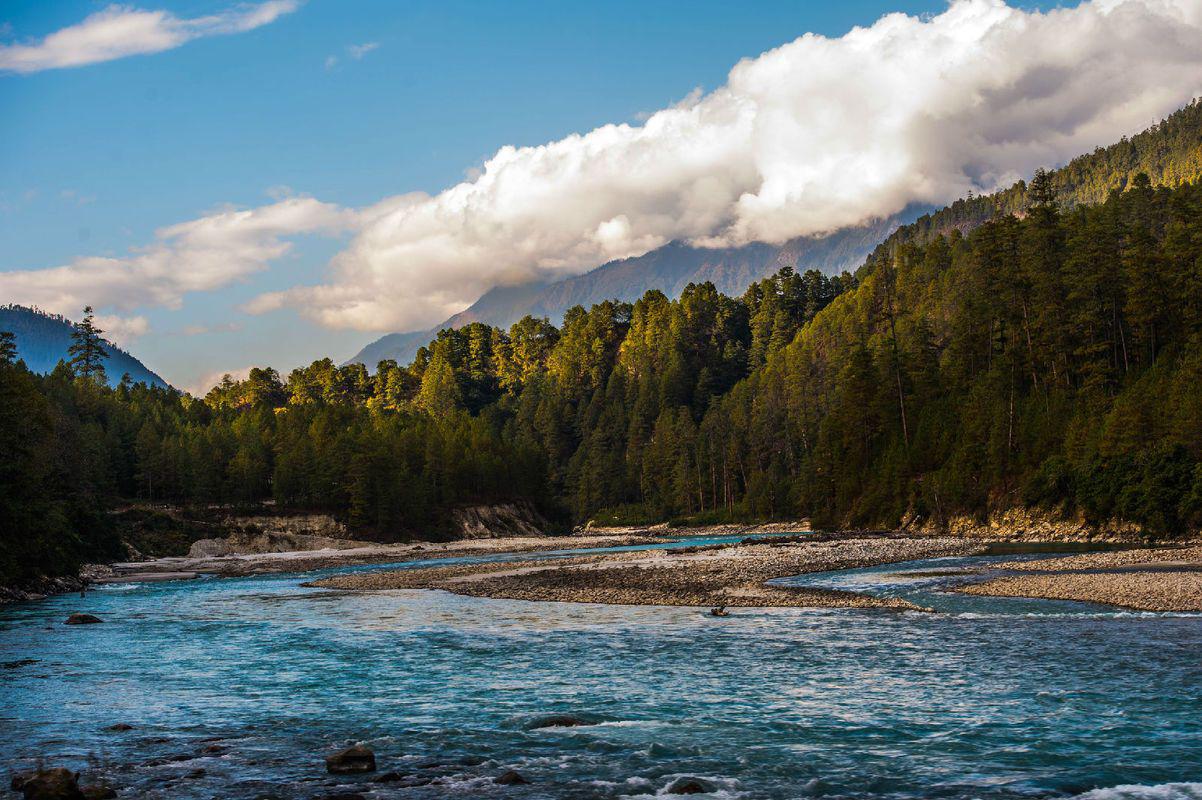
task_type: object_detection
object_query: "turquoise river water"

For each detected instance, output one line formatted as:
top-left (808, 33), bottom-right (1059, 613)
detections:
top-left (2, 534), bottom-right (1201, 799)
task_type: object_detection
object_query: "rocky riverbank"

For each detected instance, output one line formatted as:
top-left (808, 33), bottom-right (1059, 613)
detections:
top-left (85, 532), bottom-right (672, 586)
top-left (959, 543), bottom-right (1202, 611)
top-left (309, 534), bottom-right (986, 609)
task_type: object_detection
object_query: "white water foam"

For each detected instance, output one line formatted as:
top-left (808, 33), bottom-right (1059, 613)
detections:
top-left (1072, 783), bottom-right (1202, 800)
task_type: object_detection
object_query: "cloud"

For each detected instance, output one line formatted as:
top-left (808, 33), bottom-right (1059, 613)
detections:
top-left (186, 365), bottom-right (254, 397)
top-left (182, 321), bottom-right (241, 336)
top-left (0, 1), bottom-right (299, 74)
top-left (94, 314), bottom-right (149, 346)
top-left (0, 197), bottom-right (356, 321)
top-left (325, 41), bottom-right (380, 69)
top-left (252, 0), bottom-right (1202, 332)
top-left (8, 0), bottom-right (1202, 339)
top-left (59, 189), bottom-right (96, 206)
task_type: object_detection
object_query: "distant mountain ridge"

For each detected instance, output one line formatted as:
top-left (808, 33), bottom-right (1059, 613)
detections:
top-left (348, 207), bottom-right (929, 367)
top-left (0, 305), bottom-right (169, 389)
top-left (350, 99), bottom-right (1202, 370)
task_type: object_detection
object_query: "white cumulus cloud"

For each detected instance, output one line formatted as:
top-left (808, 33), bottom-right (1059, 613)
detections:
top-left (0, 1), bottom-right (299, 74)
top-left (254, 0), bottom-right (1202, 332)
top-left (0, 197), bottom-right (356, 332)
top-left (94, 314), bottom-right (150, 346)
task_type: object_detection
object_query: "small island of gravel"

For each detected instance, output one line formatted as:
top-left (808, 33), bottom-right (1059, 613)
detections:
top-left (308, 534), bottom-right (986, 609)
top-left (958, 545), bottom-right (1202, 611)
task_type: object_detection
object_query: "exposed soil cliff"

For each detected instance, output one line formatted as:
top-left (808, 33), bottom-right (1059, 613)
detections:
top-left (904, 507), bottom-right (1149, 543)
top-left (448, 502), bottom-right (551, 539)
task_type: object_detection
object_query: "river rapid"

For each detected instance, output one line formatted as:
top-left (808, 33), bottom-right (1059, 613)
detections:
top-left (2, 539), bottom-right (1201, 800)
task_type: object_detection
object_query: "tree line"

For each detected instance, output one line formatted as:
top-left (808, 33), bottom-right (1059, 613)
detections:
top-left (6, 154), bottom-right (1202, 584)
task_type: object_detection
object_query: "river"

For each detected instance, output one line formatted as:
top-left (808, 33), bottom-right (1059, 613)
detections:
top-left (2, 539), bottom-right (1201, 799)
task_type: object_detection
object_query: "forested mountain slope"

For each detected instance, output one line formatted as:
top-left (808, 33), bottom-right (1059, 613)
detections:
top-left (868, 98), bottom-right (1202, 262)
top-left (348, 208), bottom-right (924, 367)
top-left (352, 100), bottom-right (1202, 370)
top-left (0, 305), bottom-right (167, 389)
top-left (7, 102), bottom-right (1202, 585)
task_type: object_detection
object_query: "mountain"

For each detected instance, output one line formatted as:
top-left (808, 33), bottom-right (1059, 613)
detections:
top-left (347, 206), bottom-right (931, 367)
top-left (0, 305), bottom-right (169, 389)
top-left (866, 98), bottom-right (1202, 262)
top-left (348, 99), bottom-right (1202, 370)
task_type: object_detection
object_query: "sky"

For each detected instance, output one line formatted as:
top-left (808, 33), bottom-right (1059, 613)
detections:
top-left (2, 0), bottom-right (1201, 393)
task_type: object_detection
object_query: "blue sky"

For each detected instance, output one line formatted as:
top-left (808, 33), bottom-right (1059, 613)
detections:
top-left (5, 0), bottom-right (1198, 392)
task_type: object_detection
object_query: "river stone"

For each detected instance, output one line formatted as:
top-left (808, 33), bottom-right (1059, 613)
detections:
top-left (80, 785), bottom-right (117, 800)
top-left (371, 772), bottom-right (407, 783)
top-left (64, 614), bottom-right (102, 625)
top-left (324, 745), bottom-right (376, 774)
top-left (14, 768), bottom-right (84, 800)
top-left (665, 776), bottom-right (717, 795)
top-left (525, 714), bottom-right (588, 730)
top-left (104, 724), bottom-right (133, 732)
top-left (495, 770), bottom-right (529, 785)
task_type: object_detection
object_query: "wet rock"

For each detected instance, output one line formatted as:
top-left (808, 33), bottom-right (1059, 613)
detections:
top-left (14, 768), bottom-right (84, 799)
top-left (3, 658), bottom-right (38, 669)
top-left (371, 771), bottom-right (407, 783)
top-left (184, 769), bottom-right (205, 779)
top-left (201, 744), bottom-right (228, 755)
top-left (64, 614), bottom-right (103, 625)
top-left (495, 770), bottom-right (529, 785)
top-left (665, 776), bottom-right (717, 795)
top-left (80, 785), bottom-right (117, 800)
top-left (525, 713), bottom-right (588, 730)
top-left (104, 724), bottom-right (134, 732)
top-left (324, 745), bottom-right (376, 774)
top-left (321, 794), bottom-right (366, 800)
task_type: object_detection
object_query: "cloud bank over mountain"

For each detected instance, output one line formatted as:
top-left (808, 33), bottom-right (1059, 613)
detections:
top-left (255, 0), bottom-right (1202, 331)
top-left (4, 0), bottom-right (1202, 337)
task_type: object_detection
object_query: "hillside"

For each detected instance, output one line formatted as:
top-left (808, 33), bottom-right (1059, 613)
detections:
top-left (9, 100), bottom-right (1202, 585)
top-left (865, 98), bottom-right (1202, 264)
top-left (352, 101), bottom-right (1202, 371)
top-left (0, 305), bottom-right (168, 388)
top-left (347, 207), bottom-right (925, 367)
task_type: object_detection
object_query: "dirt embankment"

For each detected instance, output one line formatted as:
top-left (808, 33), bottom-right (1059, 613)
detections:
top-left (906, 507), bottom-right (1149, 544)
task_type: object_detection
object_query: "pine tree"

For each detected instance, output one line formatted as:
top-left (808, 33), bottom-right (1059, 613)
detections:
top-left (0, 330), bottom-right (16, 365)
top-left (68, 306), bottom-right (108, 383)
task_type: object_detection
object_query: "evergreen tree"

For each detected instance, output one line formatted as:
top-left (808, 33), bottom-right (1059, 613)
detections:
top-left (68, 306), bottom-right (108, 384)
top-left (0, 330), bottom-right (16, 364)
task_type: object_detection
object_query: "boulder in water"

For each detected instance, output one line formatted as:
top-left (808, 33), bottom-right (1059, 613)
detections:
top-left (80, 785), bottom-right (116, 800)
top-left (665, 776), bottom-right (717, 795)
top-left (495, 770), bottom-right (529, 785)
top-left (324, 745), bottom-right (376, 774)
top-left (524, 713), bottom-right (588, 730)
top-left (371, 771), bottom-right (407, 783)
top-left (104, 724), bottom-right (133, 732)
top-left (64, 614), bottom-right (102, 625)
top-left (13, 768), bottom-right (84, 800)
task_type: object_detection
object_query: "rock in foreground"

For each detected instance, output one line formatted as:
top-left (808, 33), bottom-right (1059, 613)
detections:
top-left (13, 768), bottom-right (84, 800)
top-left (325, 745), bottom-right (376, 774)
top-left (64, 614), bottom-right (102, 625)
top-left (665, 776), bottom-right (717, 794)
top-left (495, 770), bottom-right (529, 785)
